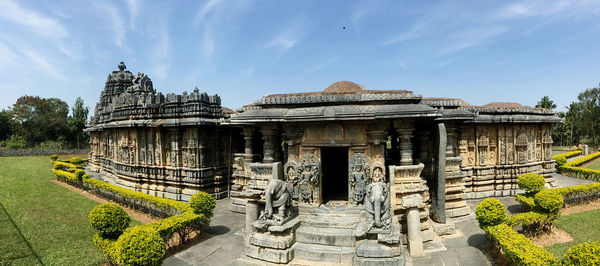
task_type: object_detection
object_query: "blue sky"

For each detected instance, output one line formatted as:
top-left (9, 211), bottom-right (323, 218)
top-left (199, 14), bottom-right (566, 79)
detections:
top-left (0, 0), bottom-right (599, 113)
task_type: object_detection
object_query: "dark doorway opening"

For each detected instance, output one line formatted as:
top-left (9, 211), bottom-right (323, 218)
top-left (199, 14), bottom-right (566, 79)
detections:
top-left (321, 147), bottom-right (349, 202)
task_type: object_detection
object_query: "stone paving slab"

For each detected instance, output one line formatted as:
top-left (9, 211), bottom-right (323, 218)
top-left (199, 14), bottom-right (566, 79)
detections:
top-left (163, 198), bottom-right (246, 266)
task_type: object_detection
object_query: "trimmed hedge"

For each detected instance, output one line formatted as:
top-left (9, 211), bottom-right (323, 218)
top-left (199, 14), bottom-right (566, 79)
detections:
top-left (549, 182), bottom-right (600, 205)
top-left (517, 173), bottom-right (545, 195)
top-left (561, 241), bottom-right (600, 266)
top-left (552, 150), bottom-right (581, 161)
top-left (115, 227), bottom-right (166, 266)
top-left (89, 203), bottom-right (131, 238)
top-left (50, 154), bottom-right (58, 161)
top-left (504, 212), bottom-right (551, 236)
top-left (564, 151), bottom-right (600, 167)
top-left (52, 157), bottom-right (214, 265)
top-left (514, 194), bottom-right (536, 210)
top-left (486, 224), bottom-right (559, 265)
top-left (475, 198), bottom-right (506, 229)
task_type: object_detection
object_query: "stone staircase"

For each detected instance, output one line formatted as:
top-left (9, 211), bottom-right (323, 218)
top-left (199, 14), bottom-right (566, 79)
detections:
top-left (292, 204), bottom-right (363, 264)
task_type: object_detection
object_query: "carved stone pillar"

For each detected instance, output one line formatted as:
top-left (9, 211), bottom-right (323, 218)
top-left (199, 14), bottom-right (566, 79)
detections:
top-left (261, 126), bottom-right (277, 163)
top-left (283, 131), bottom-right (302, 162)
top-left (243, 126), bottom-right (254, 164)
top-left (395, 121), bottom-right (414, 166)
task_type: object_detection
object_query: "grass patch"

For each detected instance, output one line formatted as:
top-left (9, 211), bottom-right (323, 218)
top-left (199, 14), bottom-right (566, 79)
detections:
top-left (584, 158), bottom-right (600, 170)
top-left (546, 208), bottom-right (600, 258)
top-left (0, 156), bottom-right (141, 265)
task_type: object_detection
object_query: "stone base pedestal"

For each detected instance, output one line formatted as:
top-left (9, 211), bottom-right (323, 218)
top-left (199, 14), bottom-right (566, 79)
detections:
top-left (245, 218), bottom-right (300, 264)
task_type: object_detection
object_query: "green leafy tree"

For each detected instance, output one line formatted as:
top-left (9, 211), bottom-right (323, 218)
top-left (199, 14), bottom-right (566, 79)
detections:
top-left (536, 96), bottom-right (557, 109)
top-left (68, 97), bottom-right (89, 149)
top-left (0, 109), bottom-right (14, 141)
top-left (11, 95), bottom-right (69, 145)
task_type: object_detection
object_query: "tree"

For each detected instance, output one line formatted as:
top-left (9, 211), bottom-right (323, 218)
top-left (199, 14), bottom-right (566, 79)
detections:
top-left (68, 97), bottom-right (89, 149)
top-left (536, 96), bottom-right (557, 109)
top-left (11, 95), bottom-right (69, 145)
top-left (0, 110), bottom-right (14, 141)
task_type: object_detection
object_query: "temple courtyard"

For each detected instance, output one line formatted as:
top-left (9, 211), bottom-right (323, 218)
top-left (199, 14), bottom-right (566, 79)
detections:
top-left (162, 172), bottom-right (596, 266)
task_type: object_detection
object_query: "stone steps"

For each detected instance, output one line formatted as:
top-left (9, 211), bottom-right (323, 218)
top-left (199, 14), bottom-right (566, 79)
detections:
top-left (293, 242), bottom-right (355, 263)
top-left (298, 214), bottom-right (360, 229)
top-left (296, 226), bottom-right (356, 247)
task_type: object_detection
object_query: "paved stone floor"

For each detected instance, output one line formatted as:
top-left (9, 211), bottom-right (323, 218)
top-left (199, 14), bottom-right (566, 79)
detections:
top-left (164, 173), bottom-right (597, 266)
top-left (163, 198), bottom-right (246, 266)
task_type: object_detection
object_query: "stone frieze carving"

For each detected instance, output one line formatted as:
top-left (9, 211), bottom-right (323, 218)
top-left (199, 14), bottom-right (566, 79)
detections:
top-left (296, 154), bottom-right (320, 204)
top-left (349, 153), bottom-right (370, 205)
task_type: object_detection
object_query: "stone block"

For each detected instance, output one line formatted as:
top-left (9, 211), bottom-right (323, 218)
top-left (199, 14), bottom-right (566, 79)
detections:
top-left (355, 240), bottom-right (403, 258)
top-left (229, 203), bottom-right (246, 214)
top-left (401, 194), bottom-right (423, 208)
top-left (432, 221), bottom-right (456, 236)
top-left (293, 242), bottom-right (354, 263)
top-left (352, 256), bottom-right (405, 266)
top-left (249, 232), bottom-right (294, 249)
top-left (245, 244), bottom-right (294, 264)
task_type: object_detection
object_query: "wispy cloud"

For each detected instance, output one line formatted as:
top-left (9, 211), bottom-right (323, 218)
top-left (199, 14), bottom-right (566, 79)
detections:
top-left (0, 42), bottom-right (17, 66)
top-left (443, 26), bottom-right (509, 54)
top-left (22, 50), bottom-right (66, 80)
top-left (193, 0), bottom-right (225, 26)
top-left (0, 0), bottom-right (67, 39)
top-left (266, 19), bottom-right (306, 51)
top-left (94, 2), bottom-right (126, 47)
top-left (125, 0), bottom-right (140, 30)
top-left (148, 15), bottom-right (171, 81)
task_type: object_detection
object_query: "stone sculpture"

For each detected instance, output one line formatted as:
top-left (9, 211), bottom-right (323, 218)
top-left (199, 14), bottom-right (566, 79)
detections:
top-left (259, 179), bottom-right (293, 222)
top-left (349, 153), bottom-right (370, 205)
top-left (296, 154), bottom-right (319, 203)
top-left (283, 161), bottom-right (298, 200)
top-left (365, 180), bottom-right (391, 232)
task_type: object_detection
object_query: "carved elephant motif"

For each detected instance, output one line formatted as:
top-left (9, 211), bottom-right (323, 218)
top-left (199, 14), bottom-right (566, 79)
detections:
top-left (262, 179), bottom-right (293, 221)
top-left (365, 181), bottom-right (391, 231)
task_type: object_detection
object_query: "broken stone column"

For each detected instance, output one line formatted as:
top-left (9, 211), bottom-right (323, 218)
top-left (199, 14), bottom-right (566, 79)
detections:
top-left (245, 200), bottom-right (259, 238)
top-left (402, 194), bottom-right (424, 257)
top-left (261, 126), bottom-right (277, 163)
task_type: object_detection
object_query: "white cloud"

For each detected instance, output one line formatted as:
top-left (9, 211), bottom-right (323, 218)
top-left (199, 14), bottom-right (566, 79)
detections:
top-left (193, 0), bottom-right (225, 26)
top-left (94, 3), bottom-right (126, 47)
top-left (266, 19), bottom-right (306, 51)
top-left (149, 16), bottom-right (171, 81)
top-left (22, 50), bottom-right (66, 80)
top-left (444, 26), bottom-right (509, 54)
top-left (125, 0), bottom-right (140, 29)
top-left (0, 42), bottom-right (17, 66)
top-left (0, 0), bottom-right (67, 39)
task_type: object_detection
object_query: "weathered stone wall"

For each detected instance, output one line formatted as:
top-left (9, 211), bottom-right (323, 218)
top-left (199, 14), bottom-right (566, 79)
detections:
top-left (457, 123), bottom-right (556, 198)
top-left (88, 126), bottom-right (232, 201)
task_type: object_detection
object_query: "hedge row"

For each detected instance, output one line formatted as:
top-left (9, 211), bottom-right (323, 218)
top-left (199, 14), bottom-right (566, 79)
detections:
top-left (549, 183), bottom-right (600, 206)
top-left (486, 224), bottom-right (559, 265)
top-left (564, 151), bottom-right (600, 167)
top-left (51, 157), bottom-right (214, 265)
top-left (551, 150), bottom-right (582, 161)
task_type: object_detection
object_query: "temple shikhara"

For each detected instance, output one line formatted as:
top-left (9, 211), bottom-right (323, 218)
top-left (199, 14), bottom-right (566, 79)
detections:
top-left (86, 62), bottom-right (561, 265)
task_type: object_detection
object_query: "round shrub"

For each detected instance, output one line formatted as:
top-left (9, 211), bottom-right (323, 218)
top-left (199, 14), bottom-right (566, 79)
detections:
top-left (475, 198), bottom-right (506, 229)
top-left (555, 156), bottom-right (567, 166)
top-left (116, 227), bottom-right (166, 266)
top-left (534, 190), bottom-right (564, 216)
top-left (190, 192), bottom-right (216, 219)
top-left (89, 203), bottom-right (131, 238)
top-left (561, 241), bottom-right (600, 265)
top-left (517, 173), bottom-right (546, 195)
top-left (49, 154), bottom-right (58, 161)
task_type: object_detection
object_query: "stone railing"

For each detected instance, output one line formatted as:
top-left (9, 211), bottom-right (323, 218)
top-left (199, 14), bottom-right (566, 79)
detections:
top-left (389, 163), bottom-right (428, 208)
top-left (247, 162), bottom-right (282, 191)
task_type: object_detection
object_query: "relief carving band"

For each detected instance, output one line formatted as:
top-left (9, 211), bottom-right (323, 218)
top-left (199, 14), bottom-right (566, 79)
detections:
top-left (296, 154), bottom-right (320, 203)
top-left (349, 153), bottom-right (370, 205)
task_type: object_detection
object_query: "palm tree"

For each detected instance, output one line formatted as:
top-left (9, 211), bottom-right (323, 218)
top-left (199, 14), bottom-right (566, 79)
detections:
top-left (536, 96), bottom-right (557, 109)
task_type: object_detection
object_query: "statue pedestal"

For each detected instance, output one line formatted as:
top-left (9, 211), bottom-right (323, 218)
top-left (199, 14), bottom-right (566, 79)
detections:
top-left (245, 218), bottom-right (300, 264)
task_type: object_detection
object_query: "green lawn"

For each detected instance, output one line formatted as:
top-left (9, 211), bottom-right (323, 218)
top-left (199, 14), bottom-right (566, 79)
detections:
top-left (0, 156), bottom-right (141, 265)
top-left (584, 158), bottom-right (600, 170)
top-left (546, 208), bottom-right (600, 258)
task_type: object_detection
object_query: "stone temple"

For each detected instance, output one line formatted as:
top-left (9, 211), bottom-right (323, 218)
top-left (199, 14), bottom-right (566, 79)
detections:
top-left (86, 63), bottom-right (561, 265)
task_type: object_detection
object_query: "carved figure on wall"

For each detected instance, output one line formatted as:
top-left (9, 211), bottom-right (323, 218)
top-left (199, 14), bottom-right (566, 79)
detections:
top-left (479, 149), bottom-right (486, 165)
top-left (259, 179), bottom-right (293, 222)
top-left (349, 153), bottom-right (370, 205)
top-left (365, 181), bottom-right (391, 232)
top-left (296, 154), bottom-right (320, 204)
top-left (283, 161), bottom-right (298, 200)
top-left (372, 166), bottom-right (385, 183)
top-left (499, 136), bottom-right (506, 164)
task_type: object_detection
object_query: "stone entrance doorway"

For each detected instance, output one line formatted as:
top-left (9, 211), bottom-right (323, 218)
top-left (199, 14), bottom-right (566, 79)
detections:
top-left (321, 147), bottom-right (349, 203)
